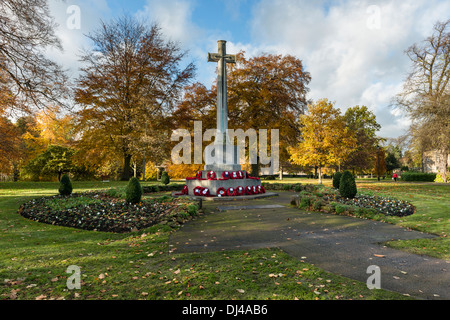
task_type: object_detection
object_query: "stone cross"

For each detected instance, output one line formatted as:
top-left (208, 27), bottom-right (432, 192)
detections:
top-left (208, 40), bottom-right (236, 145)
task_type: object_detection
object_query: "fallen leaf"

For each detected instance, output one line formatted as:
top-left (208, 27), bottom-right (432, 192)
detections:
top-left (236, 289), bottom-right (245, 293)
top-left (35, 294), bottom-right (47, 300)
top-left (374, 254), bottom-right (385, 258)
top-left (98, 274), bottom-right (105, 279)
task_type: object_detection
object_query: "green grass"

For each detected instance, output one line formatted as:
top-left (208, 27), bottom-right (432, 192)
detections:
top-left (0, 181), bottom-right (409, 300)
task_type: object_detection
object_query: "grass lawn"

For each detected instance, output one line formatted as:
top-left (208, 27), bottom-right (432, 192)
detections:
top-left (0, 180), bottom-right (411, 300)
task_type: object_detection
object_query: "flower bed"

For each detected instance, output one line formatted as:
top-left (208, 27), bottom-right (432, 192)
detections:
top-left (291, 185), bottom-right (415, 218)
top-left (322, 192), bottom-right (415, 217)
top-left (18, 192), bottom-right (199, 233)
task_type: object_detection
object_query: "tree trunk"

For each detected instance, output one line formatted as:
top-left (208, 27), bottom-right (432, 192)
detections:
top-left (121, 154), bottom-right (133, 181)
top-left (318, 166), bottom-right (322, 184)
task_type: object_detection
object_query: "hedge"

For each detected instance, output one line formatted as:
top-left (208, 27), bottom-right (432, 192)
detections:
top-left (401, 171), bottom-right (436, 182)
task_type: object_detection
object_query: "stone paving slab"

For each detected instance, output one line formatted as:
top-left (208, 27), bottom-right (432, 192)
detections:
top-left (170, 191), bottom-right (449, 300)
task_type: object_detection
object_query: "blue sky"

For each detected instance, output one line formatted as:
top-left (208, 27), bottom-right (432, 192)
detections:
top-left (47, 0), bottom-right (450, 138)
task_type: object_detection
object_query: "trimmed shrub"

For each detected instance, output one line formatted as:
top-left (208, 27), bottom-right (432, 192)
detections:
top-left (58, 174), bottom-right (73, 196)
top-left (161, 171), bottom-right (170, 185)
top-left (339, 170), bottom-right (357, 198)
top-left (401, 171), bottom-right (436, 182)
top-left (126, 177), bottom-right (143, 204)
top-left (332, 172), bottom-right (342, 189)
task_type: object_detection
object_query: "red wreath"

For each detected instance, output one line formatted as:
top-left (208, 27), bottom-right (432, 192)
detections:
top-left (221, 171), bottom-right (230, 180)
top-left (252, 185), bottom-right (258, 194)
top-left (245, 186), bottom-right (253, 195)
top-left (196, 171), bottom-right (205, 180)
top-left (257, 185), bottom-right (262, 193)
top-left (206, 170), bottom-right (216, 180)
top-left (193, 186), bottom-right (203, 196)
top-left (216, 187), bottom-right (226, 196)
top-left (201, 187), bottom-right (210, 197)
top-left (182, 185), bottom-right (189, 195)
top-left (236, 186), bottom-right (245, 196)
top-left (226, 187), bottom-right (236, 196)
top-left (231, 171), bottom-right (238, 179)
top-left (237, 171), bottom-right (245, 179)
top-left (261, 186), bottom-right (266, 193)
top-left (186, 177), bottom-right (196, 180)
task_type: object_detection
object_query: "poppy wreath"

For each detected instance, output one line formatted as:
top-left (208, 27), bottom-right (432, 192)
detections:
top-left (231, 171), bottom-right (238, 179)
top-left (257, 185), bottom-right (263, 193)
top-left (186, 176), bottom-right (196, 180)
top-left (236, 186), bottom-right (245, 196)
top-left (221, 171), bottom-right (230, 180)
top-left (201, 187), bottom-right (210, 197)
top-left (193, 186), bottom-right (203, 196)
top-left (252, 185), bottom-right (258, 194)
top-left (182, 185), bottom-right (189, 195)
top-left (216, 187), bottom-right (226, 196)
top-left (261, 186), bottom-right (266, 193)
top-left (245, 186), bottom-right (253, 195)
top-left (226, 187), bottom-right (236, 196)
top-left (206, 170), bottom-right (216, 180)
top-left (237, 171), bottom-right (245, 179)
top-left (195, 171), bottom-right (204, 180)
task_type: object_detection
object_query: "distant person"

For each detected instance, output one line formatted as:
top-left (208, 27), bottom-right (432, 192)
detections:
top-left (392, 173), bottom-right (398, 182)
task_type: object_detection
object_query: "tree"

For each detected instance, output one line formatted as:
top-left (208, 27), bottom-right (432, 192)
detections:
top-left (227, 53), bottom-right (311, 175)
top-left (22, 145), bottom-right (74, 181)
top-left (74, 15), bottom-right (195, 181)
top-left (0, 0), bottom-right (69, 114)
top-left (395, 20), bottom-right (450, 182)
top-left (172, 52), bottom-right (311, 175)
top-left (373, 147), bottom-right (387, 181)
top-left (342, 106), bottom-right (381, 173)
top-left (289, 99), bottom-right (356, 184)
top-left (0, 116), bottom-right (21, 174)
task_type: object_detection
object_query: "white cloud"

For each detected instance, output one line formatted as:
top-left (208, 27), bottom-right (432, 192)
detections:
top-left (137, 0), bottom-right (203, 46)
top-left (248, 0), bottom-right (450, 137)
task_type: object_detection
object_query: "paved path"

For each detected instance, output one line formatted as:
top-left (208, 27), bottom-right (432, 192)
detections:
top-left (170, 191), bottom-right (449, 300)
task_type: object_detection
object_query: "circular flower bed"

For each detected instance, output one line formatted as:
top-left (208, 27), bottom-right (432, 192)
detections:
top-left (18, 192), bottom-right (199, 233)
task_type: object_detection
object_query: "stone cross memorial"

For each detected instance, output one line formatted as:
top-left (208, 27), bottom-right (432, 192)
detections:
top-left (184, 40), bottom-right (263, 198)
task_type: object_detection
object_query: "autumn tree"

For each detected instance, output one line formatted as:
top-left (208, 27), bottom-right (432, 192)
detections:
top-left (227, 52), bottom-right (311, 175)
top-left (342, 105), bottom-right (381, 173)
top-left (289, 99), bottom-right (356, 184)
top-left (0, 116), bottom-right (21, 174)
top-left (172, 52), bottom-right (311, 176)
top-left (395, 20), bottom-right (449, 182)
top-left (0, 0), bottom-right (69, 115)
top-left (74, 15), bottom-right (195, 180)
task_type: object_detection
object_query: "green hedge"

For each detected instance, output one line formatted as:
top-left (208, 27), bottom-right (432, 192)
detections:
top-left (401, 171), bottom-right (436, 182)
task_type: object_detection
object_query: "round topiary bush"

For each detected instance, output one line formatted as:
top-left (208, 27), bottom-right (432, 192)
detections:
top-left (161, 171), bottom-right (170, 185)
top-left (339, 170), bottom-right (357, 198)
top-left (59, 174), bottom-right (73, 196)
top-left (332, 171), bottom-right (342, 189)
top-left (126, 177), bottom-right (143, 204)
